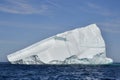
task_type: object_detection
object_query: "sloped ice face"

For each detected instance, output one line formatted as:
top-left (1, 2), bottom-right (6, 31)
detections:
top-left (7, 24), bottom-right (113, 64)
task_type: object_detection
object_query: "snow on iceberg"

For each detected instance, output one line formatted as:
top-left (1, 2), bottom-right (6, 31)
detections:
top-left (7, 24), bottom-right (113, 64)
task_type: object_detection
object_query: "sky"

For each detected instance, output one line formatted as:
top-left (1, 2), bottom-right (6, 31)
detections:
top-left (0, 0), bottom-right (120, 62)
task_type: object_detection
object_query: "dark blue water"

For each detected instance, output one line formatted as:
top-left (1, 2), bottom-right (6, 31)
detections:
top-left (0, 63), bottom-right (120, 80)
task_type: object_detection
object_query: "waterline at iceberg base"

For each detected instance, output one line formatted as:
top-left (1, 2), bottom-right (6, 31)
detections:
top-left (7, 24), bottom-right (113, 65)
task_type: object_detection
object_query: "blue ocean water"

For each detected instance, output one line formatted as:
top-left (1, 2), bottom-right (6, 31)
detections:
top-left (0, 63), bottom-right (120, 80)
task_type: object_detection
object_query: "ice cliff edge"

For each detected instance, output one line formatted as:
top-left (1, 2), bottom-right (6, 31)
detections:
top-left (7, 24), bottom-right (113, 64)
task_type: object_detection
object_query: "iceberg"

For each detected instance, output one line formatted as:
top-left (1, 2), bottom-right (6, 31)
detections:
top-left (7, 24), bottom-right (113, 64)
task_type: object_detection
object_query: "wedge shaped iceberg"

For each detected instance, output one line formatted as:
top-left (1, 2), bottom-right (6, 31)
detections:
top-left (7, 24), bottom-right (113, 64)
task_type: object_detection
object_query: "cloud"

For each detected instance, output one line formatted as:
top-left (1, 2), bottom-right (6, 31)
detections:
top-left (83, 2), bottom-right (120, 33)
top-left (83, 2), bottom-right (116, 16)
top-left (0, 20), bottom-right (69, 34)
top-left (0, 0), bottom-right (48, 14)
top-left (45, 0), bottom-right (61, 8)
top-left (0, 40), bottom-right (24, 45)
top-left (98, 19), bottom-right (120, 33)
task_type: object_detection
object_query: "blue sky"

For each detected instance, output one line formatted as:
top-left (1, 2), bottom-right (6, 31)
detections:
top-left (0, 0), bottom-right (120, 62)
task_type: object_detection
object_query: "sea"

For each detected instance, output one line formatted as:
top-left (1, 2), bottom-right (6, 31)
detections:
top-left (0, 63), bottom-right (120, 80)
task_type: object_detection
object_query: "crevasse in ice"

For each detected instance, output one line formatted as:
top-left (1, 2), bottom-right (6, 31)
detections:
top-left (7, 24), bottom-right (113, 64)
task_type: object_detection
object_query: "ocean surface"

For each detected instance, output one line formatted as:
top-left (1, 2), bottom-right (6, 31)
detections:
top-left (0, 63), bottom-right (120, 80)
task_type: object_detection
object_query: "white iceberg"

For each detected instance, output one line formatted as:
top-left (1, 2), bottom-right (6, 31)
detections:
top-left (7, 24), bottom-right (113, 64)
